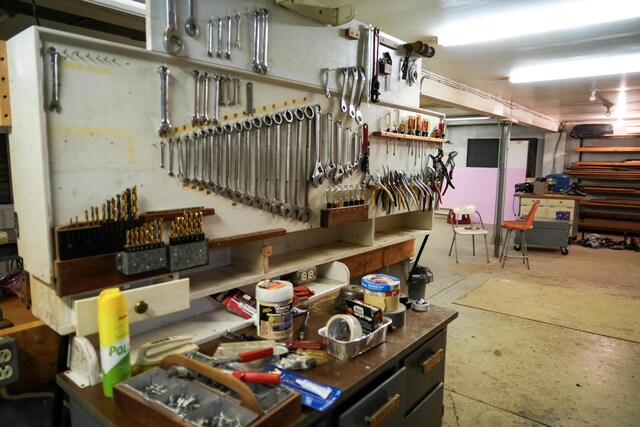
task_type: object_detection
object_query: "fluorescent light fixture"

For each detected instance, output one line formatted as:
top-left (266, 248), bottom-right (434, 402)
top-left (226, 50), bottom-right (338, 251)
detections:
top-left (446, 116), bottom-right (490, 122)
top-left (510, 53), bottom-right (640, 83)
top-left (616, 89), bottom-right (627, 118)
top-left (82, 0), bottom-right (145, 16)
top-left (437, 0), bottom-right (640, 46)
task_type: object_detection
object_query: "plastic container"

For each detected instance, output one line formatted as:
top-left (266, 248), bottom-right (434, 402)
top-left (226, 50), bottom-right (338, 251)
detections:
top-left (255, 280), bottom-right (294, 340)
top-left (98, 288), bottom-right (131, 397)
top-left (318, 317), bottom-right (392, 360)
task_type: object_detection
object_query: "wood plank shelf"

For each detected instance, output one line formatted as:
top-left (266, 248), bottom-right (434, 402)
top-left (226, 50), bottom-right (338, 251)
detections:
top-left (564, 170), bottom-right (640, 180)
top-left (571, 161), bottom-right (640, 167)
top-left (574, 146), bottom-right (640, 153)
top-left (581, 185), bottom-right (640, 196)
top-left (578, 218), bottom-right (640, 233)
top-left (371, 131), bottom-right (448, 143)
top-left (580, 199), bottom-right (640, 209)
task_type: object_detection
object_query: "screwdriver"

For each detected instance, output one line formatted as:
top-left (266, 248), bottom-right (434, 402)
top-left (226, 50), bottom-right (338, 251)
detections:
top-left (211, 347), bottom-right (274, 365)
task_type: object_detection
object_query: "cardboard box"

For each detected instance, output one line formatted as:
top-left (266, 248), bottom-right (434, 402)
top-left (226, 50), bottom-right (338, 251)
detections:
top-left (533, 181), bottom-right (548, 195)
top-left (345, 299), bottom-right (383, 334)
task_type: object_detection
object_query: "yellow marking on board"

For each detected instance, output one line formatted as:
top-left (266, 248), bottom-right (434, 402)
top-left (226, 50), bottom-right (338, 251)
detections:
top-left (50, 125), bottom-right (135, 164)
top-left (61, 60), bottom-right (113, 76)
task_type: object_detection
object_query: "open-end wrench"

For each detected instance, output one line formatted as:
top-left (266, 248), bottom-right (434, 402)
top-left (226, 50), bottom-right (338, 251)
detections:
top-left (192, 131), bottom-right (201, 185)
top-left (344, 127), bottom-right (354, 177)
top-left (206, 18), bottom-right (214, 57)
top-left (251, 11), bottom-right (261, 72)
top-left (259, 9), bottom-right (269, 74)
top-left (310, 105), bottom-right (324, 187)
top-left (167, 138), bottom-right (174, 176)
top-left (291, 108), bottom-right (306, 219)
top-left (191, 70), bottom-right (201, 126)
top-left (280, 110), bottom-right (294, 217)
top-left (251, 117), bottom-right (264, 209)
top-left (323, 68), bottom-right (331, 98)
top-left (216, 126), bottom-right (227, 194)
top-left (347, 67), bottom-right (359, 118)
top-left (339, 67), bottom-right (349, 113)
top-left (163, 0), bottom-right (183, 54)
top-left (261, 115), bottom-right (274, 212)
top-left (183, 134), bottom-right (192, 184)
top-left (176, 136), bottom-right (184, 179)
top-left (232, 122), bottom-right (244, 201)
top-left (158, 65), bottom-right (171, 137)
top-left (298, 107), bottom-right (314, 221)
top-left (271, 113), bottom-right (284, 214)
top-left (201, 129), bottom-right (210, 187)
top-left (47, 47), bottom-right (61, 113)
top-left (211, 74), bottom-right (220, 125)
top-left (242, 120), bottom-right (254, 205)
top-left (234, 12), bottom-right (242, 48)
top-left (200, 72), bottom-right (210, 125)
top-left (224, 16), bottom-right (232, 60)
top-left (223, 124), bottom-right (235, 197)
top-left (185, 0), bottom-right (198, 37)
top-left (325, 112), bottom-right (336, 178)
top-left (354, 66), bottom-right (367, 124)
top-left (334, 120), bottom-right (345, 185)
top-left (216, 17), bottom-right (223, 58)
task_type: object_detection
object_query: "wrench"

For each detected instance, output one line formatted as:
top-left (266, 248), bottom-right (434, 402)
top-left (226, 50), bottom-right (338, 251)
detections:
top-left (261, 115), bottom-right (274, 212)
top-left (354, 67), bottom-right (367, 124)
top-left (163, 0), bottom-right (183, 54)
top-left (201, 129), bottom-right (209, 187)
top-left (334, 120), bottom-right (345, 185)
top-left (160, 139), bottom-right (166, 169)
top-left (184, 0), bottom-right (198, 37)
top-left (347, 67), bottom-right (359, 118)
top-left (259, 9), bottom-right (269, 74)
top-left (191, 70), bottom-right (201, 126)
top-left (339, 67), bottom-right (349, 113)
top-left (353, 130), bottom-right (360, 169)
top-left (168, 138), bottom-right (175, 176)
top-left (271, 113), bottom-right (284, 214)
top-left (216, 125), bottom-right (228, 194)
top-left (176, 136), bottom-right (184, 179)
top-left (232, 122), bottom-right (244, 201)
top-left (323, 68), bottom-right (331, 98)
top-left (251, 118), bottom-right (264, 209)
top-left (291, 108), bottom-right (306, 219)
top-left (183, 134), bottom-right (191, 184)
top-left (206, 18), bottom-right (214, 57)
top-left (47, 47), bottom-right (61, 113)
top-left (234, 12), bottom-right (242, 48)
top-left (280, 110), bottom-right (294, 217)
top-left (201, 72), bottom-right (211, 125)
top-left (224, 16), bottom-right (232, 60)
top-left (298, 107), bottom-right (315, 221)
top-left (216, 17), bottom-right (223, 58)
top-left (242, 120), bottom-right (254, 205)
top-left (310, 105), bottom-right (324, 187)
top-left (344, 127), bottom-right (354, 176)
top-left (211, 74), bottom-right (220, 125)
top-left (251, 11), bottom-right (261, 72)
top-left (192, 131), bottom-right (200, 185)
top-left (158, 65), bottom-right (171, 137)
top-left (325, 112), bottom-right (336, 179)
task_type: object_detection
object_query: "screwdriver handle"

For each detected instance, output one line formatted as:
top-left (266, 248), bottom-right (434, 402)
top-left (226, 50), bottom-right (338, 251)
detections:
top-left (237, 347), bottom-right (274, 362)
top-left (231, 370), bottom-right (281, 384)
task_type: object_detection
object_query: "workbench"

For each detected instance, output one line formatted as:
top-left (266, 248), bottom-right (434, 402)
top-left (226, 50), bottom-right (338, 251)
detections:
top-left (57, 290), bottom-right (458, 427)
top-left (515, 193), bottom-right (583, 237)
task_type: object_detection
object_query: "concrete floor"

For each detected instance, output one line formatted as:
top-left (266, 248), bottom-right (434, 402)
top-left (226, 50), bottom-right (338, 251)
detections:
top-left (416, 216), bottom-right (640, 427)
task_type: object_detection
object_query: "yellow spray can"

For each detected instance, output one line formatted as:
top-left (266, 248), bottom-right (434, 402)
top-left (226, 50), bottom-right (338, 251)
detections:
top-left (98, 288), bottom-right (131, 397)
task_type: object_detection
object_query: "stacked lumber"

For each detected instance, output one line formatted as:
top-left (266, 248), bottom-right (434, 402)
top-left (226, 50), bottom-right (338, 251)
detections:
top-left (581, 184), bottom-right (640, 196)
top-left (579, 198), bottom-right (640, 209)
top-left (563, 167), bottom-right (640, 180)
top-left (578, 218), bottom-right (640, 233)
top-left (573, 146), bottom-right (640, 153)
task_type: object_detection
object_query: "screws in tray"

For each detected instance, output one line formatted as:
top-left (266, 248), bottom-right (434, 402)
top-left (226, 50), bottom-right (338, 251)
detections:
top-left (196, 413), bottom-right (242, 427)
top-left (142, 382), bottom-right (167, 397)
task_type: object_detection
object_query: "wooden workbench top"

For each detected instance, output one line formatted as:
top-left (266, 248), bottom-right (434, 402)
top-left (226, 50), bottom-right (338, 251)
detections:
top-left (58, 291), bottom-right (457, 426)
top-left (514, 193), bottom-right (584, 200)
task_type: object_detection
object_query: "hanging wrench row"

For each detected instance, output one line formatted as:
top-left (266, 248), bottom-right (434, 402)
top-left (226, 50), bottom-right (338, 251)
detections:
top-left (323, 66), bottom-right (366, 124)
top-left (159, 105), bottom-right (320, 222)
top-left (251, 9), bottom-right (270, 74)
top-left (191, 70), bottom-right (242, 127)
top-left (206, 13), bottom-right (242, 60)
top-left (323, 113), bottom-right (366, 186)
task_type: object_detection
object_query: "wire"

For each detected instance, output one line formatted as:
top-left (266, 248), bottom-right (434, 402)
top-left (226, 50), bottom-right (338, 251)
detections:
top-left (0, 387), bottom-right (54, 401)
top-left (550, 122), bottom-right (566, 173)
top-left (31, 0), bottom-right (41, 26)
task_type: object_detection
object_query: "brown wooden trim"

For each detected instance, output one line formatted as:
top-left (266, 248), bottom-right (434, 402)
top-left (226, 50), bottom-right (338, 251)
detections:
top-left (574, 146), bottom-right (640, 153)
top-left (141, 207), bottom-right (215, 222)
top-left (208, 228), bottom-right (287, 248)
top-left (339, 240), bottom-right (414, 278)
top-left (0, 40), bottom-right (11, 127)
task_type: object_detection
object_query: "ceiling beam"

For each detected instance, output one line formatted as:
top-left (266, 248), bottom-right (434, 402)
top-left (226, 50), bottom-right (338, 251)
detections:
top-left (420, 71), bottom-right (561, 132)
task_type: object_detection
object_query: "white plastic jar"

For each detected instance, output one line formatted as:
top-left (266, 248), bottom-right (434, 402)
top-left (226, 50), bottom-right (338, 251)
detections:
top-left (255, 279), bottom-right (294, 340)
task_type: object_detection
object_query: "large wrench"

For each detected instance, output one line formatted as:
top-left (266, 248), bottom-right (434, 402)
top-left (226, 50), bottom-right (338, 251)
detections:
top-left (47, 47), bottom-right (61, 113)
top-left (291, 108), bottom-right (306, 219)
top-left (271, 113), bottom-right (284, 214)
top-left (339, 67), bottom-right (349, 113)
top-left (259, 9), bottom-right (269, 74)
top-left (251, 11), bottom-right (261, 72)
top-left (216, 17), bottom-right (223, 58)
top-left (251, 118), bottom-right (264, 209)
top-left (232, 122), bottom-right (244, 201)
top-left (211, 74), bottom-right (220, 125)
top-left (241, 120), bottom-right (254, 205)
top-left (216, 126), bottom-right (228, 194)
top-left (200, 72), bottom-right (211, 125)
top-left (334, 120), bottom-right (345, 185)
top-left (163, 0), bottom-right (183, 54)
top-left (191, 70), bottom-right (201, 126)
top-left (310, 105), bottom-right (324, 187)
top-left (325, 112), bottom-right (336, 178)
top-left (354, 67), bottom-right (366, 124)
top-left (347, 67), bottom-right (359, 118)
top-left (158, 65), bottom-right (171, 137)
top-left (184, 0), bottom-right (198, 37)
top-left (261, 115), bottom-right (274, 212)
top-left (344, 127), bottom-right (354, 176)
top-left (280, 111), bottom-right (294, 217)
top-left (224, 16), bottom-right (232, 60)
top-left (183, 134), bottom-right (192, 184)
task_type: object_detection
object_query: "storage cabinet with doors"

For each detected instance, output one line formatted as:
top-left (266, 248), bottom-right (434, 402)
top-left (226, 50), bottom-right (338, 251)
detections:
top-left (516, 194), bottom-right (582, 237)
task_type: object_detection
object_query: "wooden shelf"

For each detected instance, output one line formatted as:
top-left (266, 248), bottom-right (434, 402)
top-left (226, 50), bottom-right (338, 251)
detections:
top-left (598, 133), bottom-right (640, 139)
top-left (571, 161), bottom-right (640, 167)
top-left (564, 170), bottom-right (640, 180)
top-left (578, 218), bottom-right (640, 233)
top-left (574, 146), bottom-right (640, 153)
top-left (580, 199), bottom-right (640, 209)
top-left (581, 185), bottom-right (640, 196)
top-left (371, 131), bottom-right (448, 143)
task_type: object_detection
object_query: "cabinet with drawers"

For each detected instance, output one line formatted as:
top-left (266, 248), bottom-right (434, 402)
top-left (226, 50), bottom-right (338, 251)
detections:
top-left (517, 194), bottom-right (582, 237)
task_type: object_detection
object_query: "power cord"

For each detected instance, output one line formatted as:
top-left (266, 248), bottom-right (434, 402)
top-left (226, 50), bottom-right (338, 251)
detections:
top-left (31, 0), bottom-right (41, 26)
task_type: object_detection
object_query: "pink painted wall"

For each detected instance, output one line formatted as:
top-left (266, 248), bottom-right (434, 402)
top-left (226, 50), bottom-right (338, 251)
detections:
top-left (440, 167), bottom-right (527, 223)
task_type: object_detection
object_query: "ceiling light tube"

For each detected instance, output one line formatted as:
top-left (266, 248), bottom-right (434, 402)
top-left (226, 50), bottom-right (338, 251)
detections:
top-left (510, 53), bottom-right (640, 83)
top-left (446, 116), bottom-right (491, 122)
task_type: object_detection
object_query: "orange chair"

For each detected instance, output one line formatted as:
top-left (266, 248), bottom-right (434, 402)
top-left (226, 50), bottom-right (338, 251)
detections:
top-left (499, 200), bottom-right (541, 269)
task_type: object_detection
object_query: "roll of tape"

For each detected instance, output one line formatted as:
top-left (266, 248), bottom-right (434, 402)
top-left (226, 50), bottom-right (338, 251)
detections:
top-left (412, 299), bottom-right (430, 312)
top-left (364, 288), bottom-right (400, 312)
top-left (361, 274), bottom-right (401, 292)
top-left (326, 314), bottom-right (363, 342)
top-left (385, 304), bottom-right (406, 328)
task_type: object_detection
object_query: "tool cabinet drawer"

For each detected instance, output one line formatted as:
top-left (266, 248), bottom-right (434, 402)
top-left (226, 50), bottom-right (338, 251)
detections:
top-left (403, 329), bottom-right (446, 413)
top-left (73, 278), bottom-right (190, 336)
top-left (338, 367), bottom-right (406, 427)
top-left (404, 382), bottom-right (444, 427)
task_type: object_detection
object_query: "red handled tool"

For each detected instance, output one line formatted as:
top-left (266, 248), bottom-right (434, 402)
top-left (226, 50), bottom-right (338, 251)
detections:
top-left (226, 370), bottom-right (281, 384)
top-left (211, 347), bottom-right (274, 365)
top-left (285, 340), bottom-right (324, 350)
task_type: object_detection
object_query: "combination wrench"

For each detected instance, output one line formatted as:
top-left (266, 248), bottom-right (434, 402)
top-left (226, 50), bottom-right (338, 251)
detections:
top-left (47, 47), bottom-right (61, 113)
top-left (298, 107), bottom-right (314, 222)
top-left (310, 105), bottom-right (324, 187)
top-left (251, 11), bottom-right (261, 72)
top-left (261, 115), bottom-right (274, 212)
top-left (324, 112), bottom-right (336, 179)
top-left (216, 17), bottom-right (223, 59)
top-left (232, 122), bottom-right (244, 201)
top-left (354, 67), bottom-right (367, 124)
top-left (191, 70), bottom-right (201, 126)
top-left (224, 16), bottom-right (232, 60)
top-left (334, 120), bottom-right (345, 185)
top-left (216, 125), bottom-right (229, 195)
top-left (211, 74), bottom-right (221, 125)
top-left (163, 0), bottom-right (183, 54)
top-left (183, 134), bottom-right (192, 184)
top-left (168, 138), bottom-right (175, 177)
top-left (271, 113), bottom-right (284, 214)
top-left (339, 67), bottom-right (349, 113)
top-left (176, 136), bottom-right (184, 179)
top-left (184, 0), bottom-right (198, 37)
top-left (241, 120), bottom-right (254, 205)
top-left (344, 127), bottom-right (354, 177)
top-left (280, 110), bottom-right (294, 217)
top-left (347, 67), bottom-right (359, 118)
top-left (206, 18), bottom-right (214, 57)
top-left (259, 9), bottom-right (269, 74)
top-left (158, 65), bottom-right (171, 137)
top-left (291, 108), bottom-right (306, 219)
top-left (251, 118), bottom-right (264, 209)
top-left (234, 12), bottom-right (242, 49)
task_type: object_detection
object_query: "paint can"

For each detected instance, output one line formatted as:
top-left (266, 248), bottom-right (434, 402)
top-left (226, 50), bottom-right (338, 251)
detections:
top-left (255, 279), bottom-right (294, 340)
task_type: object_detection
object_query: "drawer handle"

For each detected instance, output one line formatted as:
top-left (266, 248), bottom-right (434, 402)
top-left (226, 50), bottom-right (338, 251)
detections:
top-left (421, 348), bottom-right (444, 375)
top-left (366, 394), bottom-right (400, 427)
top-left (135, 300), bottom-right (149, 314)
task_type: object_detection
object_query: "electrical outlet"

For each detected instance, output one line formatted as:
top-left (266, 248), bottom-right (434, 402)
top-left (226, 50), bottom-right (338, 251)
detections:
top-left (0, 335), bottom-right (19, 387)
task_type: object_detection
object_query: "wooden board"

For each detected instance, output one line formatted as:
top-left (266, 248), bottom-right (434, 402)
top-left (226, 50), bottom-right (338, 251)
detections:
top-left (0, 40), bottom-right (10, 127)
top-left (208, 228), bottom-right (286, 248)
top-left (571, 161), bottom-right (640, 167)
top-left (580, 199), bottom-right (640, 209)
top-left (578, 218), bottom-right (640, 233)
top-left (573, 146), bottom-right (640, 153)
top-left (581, 185), bottom-right (640, 196)
top-left (320, 205), bottom-right (369, 228)
top-left (339, 239), bottom-right (414, 278)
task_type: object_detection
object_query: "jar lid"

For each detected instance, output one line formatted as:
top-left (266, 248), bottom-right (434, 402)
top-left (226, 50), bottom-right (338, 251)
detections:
top-left (256, 279), bottom-right (293, 303)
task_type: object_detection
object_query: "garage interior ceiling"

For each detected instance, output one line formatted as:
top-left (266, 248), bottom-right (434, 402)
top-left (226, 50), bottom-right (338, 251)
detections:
top-left (1, 0), bottom-right (639, 130)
